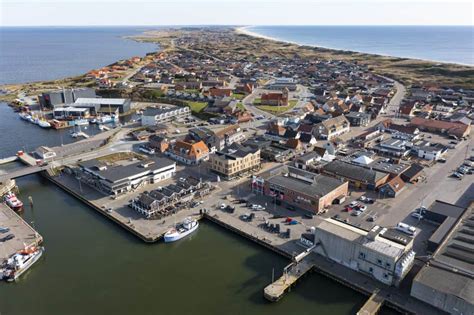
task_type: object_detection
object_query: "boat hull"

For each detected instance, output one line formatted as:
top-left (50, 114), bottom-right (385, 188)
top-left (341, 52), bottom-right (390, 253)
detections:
top-left (5, 247), bottom-right (44, 282)
top-left (164, 222), bottom-right (199, 242)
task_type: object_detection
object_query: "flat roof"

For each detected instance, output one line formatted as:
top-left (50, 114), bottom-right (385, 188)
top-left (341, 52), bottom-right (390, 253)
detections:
top-left (75, 98), bottom-right (128, 105)
top-left (267, 173), bottom-right (344, 199)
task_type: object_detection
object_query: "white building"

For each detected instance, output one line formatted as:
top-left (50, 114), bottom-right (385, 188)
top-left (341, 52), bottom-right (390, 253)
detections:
top-left (141, 106), bottom-right (191, 126)
top-left (312, 218), bottom-right (415, 286)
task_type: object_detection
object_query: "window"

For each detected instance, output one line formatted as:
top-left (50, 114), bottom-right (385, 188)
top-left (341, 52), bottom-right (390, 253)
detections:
top-left (386, 263), bottom-right (391, 269)
top-left (359, 252), bottom-right (365, 259)
top-left (383, 273), bottom-right (388, 279)
top-left (377, 259), bottom-right (383, 265)
top-left (369, 267), bottom-right (373, 273)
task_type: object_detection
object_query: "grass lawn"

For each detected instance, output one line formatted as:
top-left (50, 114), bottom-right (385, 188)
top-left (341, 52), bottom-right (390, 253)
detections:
top-left (256, 99), bottom-right (298, 115)
top-left (182, 89), bottom-right (201, 94)
top-left (253, 98), bottom-right (261, 105)
top-left (236, 102), bottom-right (245, 111)
top-left (233, 93), bottom-right (246, 100)
top-left (185, 101), bottom-right (208, 113)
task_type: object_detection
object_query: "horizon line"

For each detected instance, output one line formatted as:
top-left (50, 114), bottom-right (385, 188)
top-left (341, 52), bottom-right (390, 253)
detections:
top-left (1, 24), bottom-right (473, 28)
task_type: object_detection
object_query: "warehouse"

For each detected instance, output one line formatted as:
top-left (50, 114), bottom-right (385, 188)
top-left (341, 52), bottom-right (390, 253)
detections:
top-left (73, 98), bottom-right (131, 114)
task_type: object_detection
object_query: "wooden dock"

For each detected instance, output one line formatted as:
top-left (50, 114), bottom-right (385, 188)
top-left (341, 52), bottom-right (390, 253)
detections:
top-left (264, 259), bottom-right (315, 302)
top-left (357, 289), bottom-right (385, 315)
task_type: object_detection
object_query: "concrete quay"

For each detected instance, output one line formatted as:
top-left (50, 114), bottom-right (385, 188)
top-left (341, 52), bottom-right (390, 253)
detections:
top-left (0, 203), bottom-right (43, 261)
top-left (44, 172), bottom-right (204, 243)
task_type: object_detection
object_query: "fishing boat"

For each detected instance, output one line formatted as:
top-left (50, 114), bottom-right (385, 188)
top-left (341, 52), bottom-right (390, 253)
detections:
top-left (35, 118), bottom-right (51, 128)
top-left (18, 112), bottom-right (31, 121)
top-left (4, 192), bottom-right (23, 212)
top-left (97, 115), bottom-right (116, 124)
top-left (2, 246), bottom-right (44, 282)
top-left (164, 217), bottom-right (199, 242)
top-left (73, 118), bottom-right (89, 126)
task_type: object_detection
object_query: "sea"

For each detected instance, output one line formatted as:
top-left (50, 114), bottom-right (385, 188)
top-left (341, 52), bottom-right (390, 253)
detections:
top-left (243, 26), bottom-right (474, 65)
top-left (0, 27), bottom-right (158, 85)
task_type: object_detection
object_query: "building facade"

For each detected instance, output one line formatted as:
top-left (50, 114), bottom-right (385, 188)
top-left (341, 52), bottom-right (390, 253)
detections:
top-left (209, 144), bottom-right (260, 179)
top-left (141, 106), bottom-right (191, 126)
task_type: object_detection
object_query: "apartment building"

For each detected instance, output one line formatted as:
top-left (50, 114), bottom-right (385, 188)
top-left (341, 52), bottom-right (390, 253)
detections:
top-left (209, 143), bottom-right (260, 179)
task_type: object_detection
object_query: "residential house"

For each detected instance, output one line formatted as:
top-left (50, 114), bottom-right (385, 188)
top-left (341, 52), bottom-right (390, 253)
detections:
top-left (379, 176), bottom-right (406, 198)
top-left (260, 88), bottom-right (289, 106)
top-left (345, 112), bottom-right (371, 127)
top-left (165, 140), bottom-right (209, 165)
top-left (209, 143), bottom-right (260, 179)
top-left (313, 115), bottom-right (350, 140)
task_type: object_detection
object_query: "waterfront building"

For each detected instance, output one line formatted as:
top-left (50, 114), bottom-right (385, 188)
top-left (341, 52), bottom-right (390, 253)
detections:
top-left (411, 202), bottom-right (474, 314)
top-left (35, 146), bottom-right (57, 161)
top-left (209, 143), bottom-right (260, 179)
top-left (53, 107), bottom-right (91, 119)
top-left (76, 157), bottom-right (176, 196)
top-left (312, 219), bottom-right (415, 286)
top-left (141, 106), bottom-right (191, 126)
top-left (73, 98), bottom-right (131, 114)
top-left (39, 88), bottom-right (96, 108)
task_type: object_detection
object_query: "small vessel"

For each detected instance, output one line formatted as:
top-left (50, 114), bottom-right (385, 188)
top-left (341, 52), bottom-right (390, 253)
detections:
top-left (4, 192), bottom-right (23, 212)
top-left (164, 217), bottom-right (199, 242)
top-left (97, 115), bottom-right (117, 124)
top-left (89, 118), bottom-right (97, 124)
top-left (74, 118), bottom-right (89, 126)
top-left (18, 112), bottom-right (31, 121)
top-left (36, 119), bottom-right (51, 128)
top-left (2, 246), bottom-right (44, 282)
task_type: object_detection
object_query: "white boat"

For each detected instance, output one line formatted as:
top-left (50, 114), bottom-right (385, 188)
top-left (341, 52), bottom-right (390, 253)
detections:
top-left (74, 118), bottom-right (89, 126)
top-left (2, 246), bottom-right (44, 282)
top-left (70, 132), bottom-right (79, 138)
top-left (4, 192), bottom-right (23, 212)
top-left (28, 116), bottom-right (36, 124)
top-left (97, 115), bottom-right (116, 124)
top-left (18, 112), bottom-right (31, 121)
top-left (164, 217), bottom-right (199, 242)
top-left (89, 118), bottom-right (97, 124)
top-left (36, 119), bottom-right (51, 128)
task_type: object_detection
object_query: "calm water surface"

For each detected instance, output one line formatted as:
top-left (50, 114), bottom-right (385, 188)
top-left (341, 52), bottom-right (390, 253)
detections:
top-left (246, 26), bottom-right (474, 65)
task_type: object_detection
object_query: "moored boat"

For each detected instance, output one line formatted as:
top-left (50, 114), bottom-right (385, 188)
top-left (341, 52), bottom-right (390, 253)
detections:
top-left (164, 217), bottom-right (199, 242)
top-left (2, 246), bottom-right (44, 282)
top-left (4, 192), bottom-right (23, 212)
top-left (36, 119), bottom-right (51, 128)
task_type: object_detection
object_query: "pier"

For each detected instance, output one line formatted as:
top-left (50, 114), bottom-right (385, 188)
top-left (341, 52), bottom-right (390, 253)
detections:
top-left (357, 289), bottom-right (385, 315)
top-left (0, 203), bottom-right (43, 261)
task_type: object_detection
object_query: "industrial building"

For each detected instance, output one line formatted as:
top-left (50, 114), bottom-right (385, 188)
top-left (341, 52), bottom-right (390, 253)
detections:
top-left (39, 88), bottom-right (96, 108)
top-left (411, 202), bottom-right (474, 314)
top-left (312, 219), bottom-right (416, 286)
top-left (76, 157), bottom-right (176, 196)
top-left (73, 98), bottom-right (131, 114)
top-left (322, 160), bottom-right (389, 190)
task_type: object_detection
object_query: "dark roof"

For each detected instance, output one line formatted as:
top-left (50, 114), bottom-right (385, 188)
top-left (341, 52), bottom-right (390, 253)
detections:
top-left (267, 173), bottom-right (345, 199)
top-left (322, 160), bottom-right (387, 184)
top-left (215, 143), bottom-right (259, 159)
top-left (79, 157), bottom-right (175, 183)
top-left (401, 163), bottom-right (424, 181)
top-left (428, 200), bottom-right (467, 220)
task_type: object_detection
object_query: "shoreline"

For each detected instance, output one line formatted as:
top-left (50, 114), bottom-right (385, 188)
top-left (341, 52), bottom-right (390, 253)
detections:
top-left (235, 26), bottom-right (474, 67)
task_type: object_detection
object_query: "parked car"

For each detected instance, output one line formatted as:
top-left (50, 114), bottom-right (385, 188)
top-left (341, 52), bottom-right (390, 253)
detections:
top-left (437, 158), bottom-right (447, 163)
top-left (349, 201), bottom-right (359, 207)
top-left (452, 172), bottom-right (463, 179)
top-left (356, 205), bottom-right (367, 212)
top-left (219, 203), bottom-right (227, 210)
top-left (1, 234), bottom-right (15, 242)
top-left (304, 213), bottom-right (314, 219)
top-left (358, 196), bottom-right (367, 202)
top-left (351, 210), bottom-right (362, 216)
top-left (0, 227), bottom-right (10, 233)
top-left (367, 215), bottom-right (378, 222)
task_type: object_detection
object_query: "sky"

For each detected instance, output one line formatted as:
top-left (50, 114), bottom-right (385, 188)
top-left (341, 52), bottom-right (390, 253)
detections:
top-left (1, 0), bottom-right (473, 26)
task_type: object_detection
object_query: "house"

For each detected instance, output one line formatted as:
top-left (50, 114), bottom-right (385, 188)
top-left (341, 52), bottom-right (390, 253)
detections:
top-left (165, 140), bottom-right (209, 165)
top-left (400, 163), bottom-right (424, 183)
top-left (379, 176), bottom-right (406, 198)
top-left (409, 117), bottom-right (471, 138)
top-left (35, 146), bottom-right (57, 161)
top-left (345, 112), bottom-right (371, 127)
top-left (373, 138), bottom-right (411, 158)
top-left (313, 115), bottom-right (350, 140)
top-left (260, 88), bottom-right (289, 106)
top-left (209, 143), bottom-right (260, 179)
top-left (189, 125), bottom-right (244, 152)
top-left (322, 160), bottom-right (389, 190)
top-left (141, 106), bottom-right (191, 126)
top-left (209, 87), bottom-right (233, 97)
top-left (148, 135), bottom-right (169, 153)
top-left (294, 151), bottom-right (321, 170)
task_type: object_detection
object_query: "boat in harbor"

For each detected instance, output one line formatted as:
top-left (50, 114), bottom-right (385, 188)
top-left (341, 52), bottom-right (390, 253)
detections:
top-left (97, 115), bottom-right (116, 124)
top-left (2, 246), bottom-right (44, 282)
top-left (73, 118), bottom-right (89, 126)
top-left (35, 118), bottom-right (51, 128)
top-left (164, 217), bottom-right (199, 242)
top-left (18, 112), bottom-right (31, 121)
top-left (4, 192), bottom-right (23, 212)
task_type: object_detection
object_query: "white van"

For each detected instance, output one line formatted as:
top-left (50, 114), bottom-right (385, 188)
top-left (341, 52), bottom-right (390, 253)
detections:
top-left (396, 222), bottom-right (416, 236)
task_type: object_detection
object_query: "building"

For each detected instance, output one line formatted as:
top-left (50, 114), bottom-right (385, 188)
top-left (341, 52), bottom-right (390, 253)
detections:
top-left (260, 89), bottom-right (289, 106)
top-left (409, 117), bottom-right (471, 138)
top-left (53, 107), bottom-right (91, 119)
top-left (141, 106), bottom-right (191, 126)
top-left (35, 146), bottom-right (57, 161)
top-left (131, 177), bottom-right (206, 218)
top-left (165, 140), bottom-right (209, 165)
top-left (322, 160), bottom-right (389, 190)
top-left (188, 125), bottom-right (245, 152)
top-left (378, 176), bottom-right (406, 198)
top-left (313, 115), bottom-right (350, 140)
top-left (209, 87), bottom-right (233, 97)
top-left (411, 202), bottom-right (474, 314)
top-left (313, 219), bottom-right (415, 286)
top-left (345, 112), bottom-right (371, 127)
top-left (39, 88), bottom-right (96, 108)
top-left (373, 138), bottom-right (411, 157)
top-left (294, 151), bottom-right (322, 170)
top-left (411, 141), bottom-right (447, 161)
top-left (209, 143), bottom-right (260, 179)
top-left (400, 163), bottom-right (424, 183)
top-left (73, 98), bottom-right (131, 114)
top-left (76, 157), bottom-right (176, 196)
top-left (148, 135), bottom-right (169, 153)
top-left (258, 168), bottom-right (348, 214)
